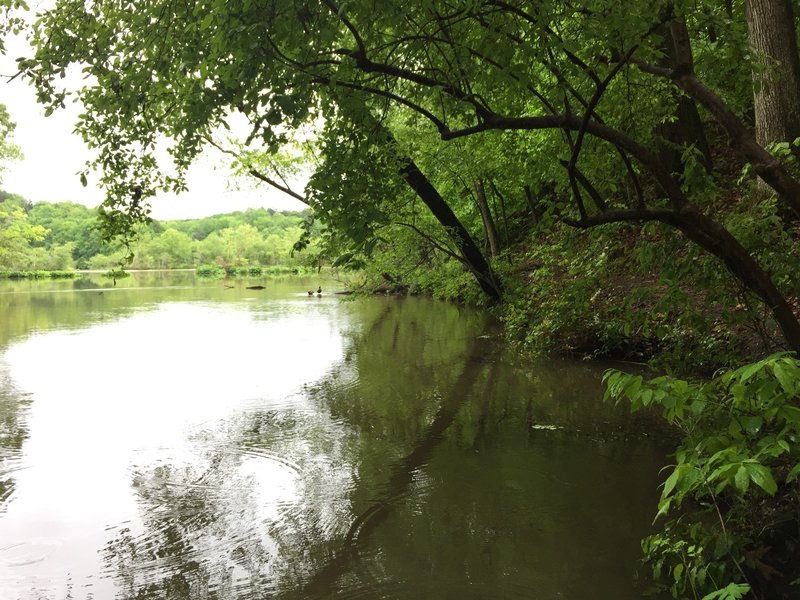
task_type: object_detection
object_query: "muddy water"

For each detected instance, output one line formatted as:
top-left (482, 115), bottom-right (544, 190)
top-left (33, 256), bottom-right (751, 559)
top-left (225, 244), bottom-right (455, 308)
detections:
top-left (0, 272), bottom-right (670, 599)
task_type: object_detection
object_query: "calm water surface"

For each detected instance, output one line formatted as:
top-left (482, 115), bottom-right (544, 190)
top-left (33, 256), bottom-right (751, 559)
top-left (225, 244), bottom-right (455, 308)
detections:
top-left (0, 272), bottom-right (671, 599)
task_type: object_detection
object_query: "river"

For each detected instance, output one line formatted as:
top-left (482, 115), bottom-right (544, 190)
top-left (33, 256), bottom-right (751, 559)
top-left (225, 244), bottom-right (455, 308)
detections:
top-left (0, 271), bottom-right (670, 599)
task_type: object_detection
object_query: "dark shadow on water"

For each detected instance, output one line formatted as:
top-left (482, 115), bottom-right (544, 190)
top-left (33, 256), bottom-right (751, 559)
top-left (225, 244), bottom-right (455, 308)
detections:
top-left (300, 334), bottom-right (495, 598)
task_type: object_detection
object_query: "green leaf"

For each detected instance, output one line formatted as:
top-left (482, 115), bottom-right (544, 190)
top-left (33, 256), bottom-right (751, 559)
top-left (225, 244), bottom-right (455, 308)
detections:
top-left (624, 376), bottom-right (642, 400)
top-left (787, 463), bottom-right (800, 483)
top-left (701, 582), bottom-right (751, 600)
top-left (744, 462), bottom-right (777, 495)
top-left (200, 14), bottom-right (214, 30)
top-left (741, 415), bottom-right (763, 435)
top-left (738, 361), bottom-right (764, 382)
top-left (734, 464), bottom-right (749, 493)
top-left (772, 362), bottom-right (796, 393)
top-left (778, 405), bottom-right (800, 426)
top-left (730, 383), bottom-right (746, 404)
top-left (661, 467), bottom-right (680, 499)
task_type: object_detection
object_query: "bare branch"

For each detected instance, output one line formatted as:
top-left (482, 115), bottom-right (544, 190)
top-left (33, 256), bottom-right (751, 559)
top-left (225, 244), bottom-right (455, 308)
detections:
top-left (396, 222), bottom-right (466, 264)
top-left (204, 136), bottom-right (309, 205)
top-left (247, 168), bottom-right (308, 204)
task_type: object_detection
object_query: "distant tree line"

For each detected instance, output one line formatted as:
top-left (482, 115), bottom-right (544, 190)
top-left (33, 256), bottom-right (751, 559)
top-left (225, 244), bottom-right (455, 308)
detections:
top-left (0, 190), bottom-right (310, 271)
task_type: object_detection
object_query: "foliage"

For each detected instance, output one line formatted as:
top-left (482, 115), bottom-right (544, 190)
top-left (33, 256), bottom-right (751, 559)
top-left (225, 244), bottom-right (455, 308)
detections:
top-left (0, 105), bottom-right (22, 182)
top-left (0, 193), bottom-right (309, 271)
top-left (195, 263), bottom-right (308, 278)
top-left (18, 0), bottom-right (800, 352)
top-left (0, 269), bottom-right (77, 279)
top-left (605, 354), bottom-right (800, 598)
top-left (195, 263), bottom-right (225, 278)
top-left (0, 198), bottom-right (46, 269)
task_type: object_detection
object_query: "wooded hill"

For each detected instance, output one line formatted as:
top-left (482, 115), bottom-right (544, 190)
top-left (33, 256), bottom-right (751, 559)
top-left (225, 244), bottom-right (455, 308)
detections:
top-left (0, 191), bottom-right (309, 271)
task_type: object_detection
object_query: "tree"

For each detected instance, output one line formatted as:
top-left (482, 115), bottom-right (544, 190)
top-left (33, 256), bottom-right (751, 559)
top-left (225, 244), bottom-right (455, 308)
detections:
top-left (745, 0), bottom-right (800, 149)
top-left (144, 228), bottom-right (194, 268)
top-left (474, 178), bottom-right (501, 258)
top-left (28, 201), bottom-right (111, 267)
top-left (0, 105), bottom-right (22, 182)
top-left (653, 20), bottom-right (713, 174)
top-left (0, 4), bottom-right (24, 177)
top-left (0, 203), bottom-right (46, 269)
top-left (19, 0), bottom-right (800, 348)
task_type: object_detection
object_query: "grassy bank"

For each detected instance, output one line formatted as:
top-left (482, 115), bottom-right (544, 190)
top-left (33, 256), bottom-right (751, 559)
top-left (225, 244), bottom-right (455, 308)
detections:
top-left (195, 264), bottom-right (316, 278)
top-left (0, 270), bottom-right (79, 279)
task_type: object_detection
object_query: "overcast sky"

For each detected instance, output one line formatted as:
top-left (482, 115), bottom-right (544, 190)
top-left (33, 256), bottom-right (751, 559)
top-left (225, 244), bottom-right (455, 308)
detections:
top-left (0, 17), bottom-right (308, 220)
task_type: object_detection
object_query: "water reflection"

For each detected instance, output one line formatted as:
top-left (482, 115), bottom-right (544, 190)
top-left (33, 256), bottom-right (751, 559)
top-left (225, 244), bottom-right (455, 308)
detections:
top-left (0, 275), bottom-right (670, 599)
top-left (0, 365), bottom-right (30, 513)
top-left (0, 280), bottom-right (347, 598)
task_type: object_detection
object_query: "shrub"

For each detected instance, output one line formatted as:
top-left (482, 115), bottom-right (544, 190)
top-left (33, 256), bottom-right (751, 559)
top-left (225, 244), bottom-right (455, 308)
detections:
top-left (605, 354), bottom-right (800, 599)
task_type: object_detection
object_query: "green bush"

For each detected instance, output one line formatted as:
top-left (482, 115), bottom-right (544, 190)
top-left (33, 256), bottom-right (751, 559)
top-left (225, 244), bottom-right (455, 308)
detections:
top-left (605, 354), bottom-right (800, 599)
top-left (196, 264), bottom-right (309, 278)
top-left (195, 264), bottom-right (225, 278)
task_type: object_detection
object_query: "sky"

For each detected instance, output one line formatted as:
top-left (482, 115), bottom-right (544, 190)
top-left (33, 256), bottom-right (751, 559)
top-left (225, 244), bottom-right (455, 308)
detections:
top-left (0, 15), bottom-right (308, 220)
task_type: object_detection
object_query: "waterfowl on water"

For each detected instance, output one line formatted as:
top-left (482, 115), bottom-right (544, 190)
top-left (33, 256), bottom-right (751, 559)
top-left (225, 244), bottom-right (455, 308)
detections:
top-left (307, 290), bottom-right (314, 296)
top-left (317, 286), bottom-right (322, 295)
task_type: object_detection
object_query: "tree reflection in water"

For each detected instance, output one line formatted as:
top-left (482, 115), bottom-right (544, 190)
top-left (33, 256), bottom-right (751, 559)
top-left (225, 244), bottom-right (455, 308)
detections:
top-left (0, 370), bottom-right (30, 513)
top-left (102, 400), bottom-right (360, 599)
top-left (100, 301), bottom-right (496, 599)
top-left (99, 298), bottom-right (665, 600)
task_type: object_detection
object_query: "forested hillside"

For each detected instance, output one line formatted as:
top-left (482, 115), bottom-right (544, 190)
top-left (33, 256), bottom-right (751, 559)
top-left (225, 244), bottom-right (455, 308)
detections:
top-left (0, 191), bottom-right (309, 271)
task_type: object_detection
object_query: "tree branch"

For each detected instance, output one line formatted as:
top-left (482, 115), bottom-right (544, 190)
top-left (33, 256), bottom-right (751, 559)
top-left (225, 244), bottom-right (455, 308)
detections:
top-left (247, 168), bottom-right (308, 204)
top-left (631, 56), bottom-right (800, 217)
top-left (321, 0), bottom-right (367, 57)
top-left (396, 221), bottom-right (467, 265)
top-left (204, 136), bottom-right (309, 205)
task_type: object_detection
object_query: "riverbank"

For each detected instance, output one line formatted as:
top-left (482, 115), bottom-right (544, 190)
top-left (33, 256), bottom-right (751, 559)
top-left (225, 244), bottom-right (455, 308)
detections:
top-left (0, 269), bottom-right (78, 279)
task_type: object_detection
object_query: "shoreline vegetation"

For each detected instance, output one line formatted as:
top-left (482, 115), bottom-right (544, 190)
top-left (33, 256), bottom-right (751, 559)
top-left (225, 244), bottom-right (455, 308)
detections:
top-left (0, 265), bottom-right (317, 280)
top-left (0, 270), bottom-right (78, 279)
top-left (0, 191), bottom-right (787, 372)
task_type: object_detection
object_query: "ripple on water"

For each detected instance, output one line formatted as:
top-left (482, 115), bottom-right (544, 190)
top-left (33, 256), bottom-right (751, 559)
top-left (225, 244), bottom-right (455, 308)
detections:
top-left (0, 539), bottom-right (62, 568)
top-left (99, 437), bottom-right (312, 597)
top-left (0, 541), bottom-right (80, 600)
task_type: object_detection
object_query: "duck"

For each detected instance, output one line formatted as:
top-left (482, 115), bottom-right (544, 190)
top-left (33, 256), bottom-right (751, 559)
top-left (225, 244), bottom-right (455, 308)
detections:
top-left (316, 286), bottom-right (322, 295)
top-left (307, 290), bottom-right (314, 296)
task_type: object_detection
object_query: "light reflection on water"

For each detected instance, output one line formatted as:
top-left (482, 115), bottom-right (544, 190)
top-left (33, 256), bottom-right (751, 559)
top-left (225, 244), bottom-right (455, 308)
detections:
top-left (0, 293), bottom-right (349, 599)
top-left (0, 274), bottom-right (670, 599)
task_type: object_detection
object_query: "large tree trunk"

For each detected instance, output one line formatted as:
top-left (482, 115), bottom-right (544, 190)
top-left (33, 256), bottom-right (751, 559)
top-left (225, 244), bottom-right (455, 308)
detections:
top-left (745, 0), bottom-right (800, 148)
top-left (474, 178), bottom-right (501, 258)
